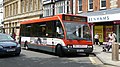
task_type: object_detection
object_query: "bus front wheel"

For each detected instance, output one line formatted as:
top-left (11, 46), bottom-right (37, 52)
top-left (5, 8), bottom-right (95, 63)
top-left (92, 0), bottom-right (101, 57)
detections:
top-left (86, 53), bottom-right (89, 56)
top-left (56, 45), bottom-right (64, 57)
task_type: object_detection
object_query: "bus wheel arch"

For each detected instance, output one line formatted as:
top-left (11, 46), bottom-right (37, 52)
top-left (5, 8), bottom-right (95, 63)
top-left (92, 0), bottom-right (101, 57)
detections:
top-left (55, 44), bottom-right (64, 57)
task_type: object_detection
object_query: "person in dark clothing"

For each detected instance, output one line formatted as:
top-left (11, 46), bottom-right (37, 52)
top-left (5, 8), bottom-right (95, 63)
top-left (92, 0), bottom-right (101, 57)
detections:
top-left (12, 32), bottom-right (16, 40)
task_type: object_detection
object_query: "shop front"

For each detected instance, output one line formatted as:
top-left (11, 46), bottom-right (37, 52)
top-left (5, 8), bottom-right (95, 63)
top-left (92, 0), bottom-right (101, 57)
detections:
top-left (93, 22), bottom-right (117, 43)
top-left (88, 13), bottom-right (120, 43)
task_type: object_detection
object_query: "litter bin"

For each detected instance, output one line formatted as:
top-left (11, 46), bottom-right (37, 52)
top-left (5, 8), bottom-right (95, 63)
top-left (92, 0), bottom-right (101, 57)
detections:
top-left (112, 42), bottom-right (119, 61)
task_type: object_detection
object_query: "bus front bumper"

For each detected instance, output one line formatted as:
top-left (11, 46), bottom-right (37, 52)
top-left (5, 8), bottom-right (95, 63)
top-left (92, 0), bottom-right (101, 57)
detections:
top-left (62, 46), bottom-right (93, 54)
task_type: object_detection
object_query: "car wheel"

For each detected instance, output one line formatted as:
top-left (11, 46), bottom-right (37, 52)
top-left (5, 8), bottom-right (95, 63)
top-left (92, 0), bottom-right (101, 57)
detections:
top-left (56, 45), bottom-right (64, 57)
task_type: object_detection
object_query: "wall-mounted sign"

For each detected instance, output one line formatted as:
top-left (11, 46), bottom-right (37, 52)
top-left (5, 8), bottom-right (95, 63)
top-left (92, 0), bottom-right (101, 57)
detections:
top-left (88, 13), bottom-right (120, 23)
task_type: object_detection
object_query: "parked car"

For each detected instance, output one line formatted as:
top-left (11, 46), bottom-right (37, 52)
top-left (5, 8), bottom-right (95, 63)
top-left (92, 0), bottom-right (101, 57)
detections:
top-left (0, 33), bottom-right (21, 56)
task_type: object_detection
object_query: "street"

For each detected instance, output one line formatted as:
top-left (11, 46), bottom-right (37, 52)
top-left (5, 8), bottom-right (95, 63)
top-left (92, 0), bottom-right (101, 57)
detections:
top-left (0, 48), bottom-right (111, 67)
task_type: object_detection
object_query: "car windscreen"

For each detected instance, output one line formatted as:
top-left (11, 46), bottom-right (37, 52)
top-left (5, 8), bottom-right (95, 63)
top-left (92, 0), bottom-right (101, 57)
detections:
top-left (0, 34), bottom-right (14, 41)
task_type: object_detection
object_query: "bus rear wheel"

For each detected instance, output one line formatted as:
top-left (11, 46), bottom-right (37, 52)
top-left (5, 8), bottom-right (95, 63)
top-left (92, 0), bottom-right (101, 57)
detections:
top-left (56, 45), bottom-right (64, 57)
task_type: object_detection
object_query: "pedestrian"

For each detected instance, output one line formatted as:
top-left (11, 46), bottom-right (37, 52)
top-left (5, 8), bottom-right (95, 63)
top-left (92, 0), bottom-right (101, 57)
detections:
top-left (94, 33), bottom-right (100, 45)
top-left (108, 32), bottom-right (116, 42)
top-left (36, 37), bottom-right (41, 44)
top-left (107, 32), bottom-right (116, 51)
top-left (12, 32), bottom-right (16, 40)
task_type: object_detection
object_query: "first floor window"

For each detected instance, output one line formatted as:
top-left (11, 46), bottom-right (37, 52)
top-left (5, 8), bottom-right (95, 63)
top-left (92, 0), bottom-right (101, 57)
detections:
top-left (55, 1), bottom-right (65, 15)
top-left (78, 0), bottom-right (82, 12)
top-left (100, 0), bottom-right (106, 9)
top-left (88, 0), bottom-right (93, 11)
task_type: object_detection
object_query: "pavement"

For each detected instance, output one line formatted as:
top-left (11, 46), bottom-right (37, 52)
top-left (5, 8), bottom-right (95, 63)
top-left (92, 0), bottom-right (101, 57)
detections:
top-left (93, 45), bottom-right (120, 67)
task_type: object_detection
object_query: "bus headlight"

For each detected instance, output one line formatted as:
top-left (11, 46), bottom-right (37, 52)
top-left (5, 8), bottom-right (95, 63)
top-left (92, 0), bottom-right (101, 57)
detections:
top-left (67, 45), bottom-right (73, 48)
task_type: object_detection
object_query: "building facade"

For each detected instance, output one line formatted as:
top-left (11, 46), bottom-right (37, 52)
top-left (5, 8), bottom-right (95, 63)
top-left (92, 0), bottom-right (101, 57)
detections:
top-left (3, 0), bottom-right (120, 43)
top-left (42, 0), bottom-right (120, 43)
top-left (3, 0), bottom-right (43, 41)
top-left (0, 0), bottom-right (3, 33)
top-left (77, 0), bottom-right (120, 43)
top-left (43, 0), bottom-right (70, 17)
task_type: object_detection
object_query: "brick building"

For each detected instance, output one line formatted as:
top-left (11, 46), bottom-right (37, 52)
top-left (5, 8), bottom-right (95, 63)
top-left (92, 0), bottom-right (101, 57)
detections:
top-left (77, 0), bottom-right (120, 43)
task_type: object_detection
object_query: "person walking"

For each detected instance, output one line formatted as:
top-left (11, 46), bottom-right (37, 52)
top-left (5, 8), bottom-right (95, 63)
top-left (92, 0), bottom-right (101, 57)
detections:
top-left (108, 32), bottom-right (116, 42)
top-left (12, 32), bottom-right (16, 40)
top-left (94, 33), bottom-right (100, 45)
top-left (107, 32), bottom-right (116, 51)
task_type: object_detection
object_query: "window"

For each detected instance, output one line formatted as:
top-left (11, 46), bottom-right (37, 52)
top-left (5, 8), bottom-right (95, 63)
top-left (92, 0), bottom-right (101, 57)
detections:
top-left (29, 0), bottom-right (32, 11)
top-left (88, 0), bottom-right (93, 11)
top-left (21, 24), bottom-right (32, 36)
top-left (26, 0), bottom-right (29, 12)
top-left (38, 0), bottom-right (42, 10)
top-left (46, 9), bottom-right (50, 16)
top-left (33, 0), bottom-right (37, 10)
top-left (31, 23), bottom-right (46, 37)
top-left (10, 4), bottom-right (12, 16)
top-left (43, 4), bottom-right (53, 17)
top-left (100, 0), bottom-right (106, 9)
top-left (13, 3), bottom-right (16, 15)
top-left (78, 0), bottom-right (82, 13)
top-left (20, 20), bottom-right (64, 38)
top-left (21, 0), bottom-right (25, 13)
top-left (55, 1), bottom-right (65, 15)
top-left (16, 2), bottom-right (18, 14)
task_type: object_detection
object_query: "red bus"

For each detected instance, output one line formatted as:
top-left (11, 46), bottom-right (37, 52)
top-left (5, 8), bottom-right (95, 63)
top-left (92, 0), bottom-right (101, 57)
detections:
top-left (19, 14), bottom-right (93, 56)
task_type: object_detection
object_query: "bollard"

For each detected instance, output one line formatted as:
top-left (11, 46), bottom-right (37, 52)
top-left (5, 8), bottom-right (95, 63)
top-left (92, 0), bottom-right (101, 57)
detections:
top-left (112, 42), bottom-right (119, 61)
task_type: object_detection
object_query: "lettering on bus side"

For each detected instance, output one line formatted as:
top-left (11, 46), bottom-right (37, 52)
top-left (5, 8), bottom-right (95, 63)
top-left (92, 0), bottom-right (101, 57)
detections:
top-left (42, 38), bottom-right (47, 45)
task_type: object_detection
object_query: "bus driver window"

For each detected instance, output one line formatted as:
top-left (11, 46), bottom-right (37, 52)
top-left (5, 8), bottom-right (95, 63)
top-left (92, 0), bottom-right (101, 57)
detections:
top-left (56, 22), bottom-right (64, 38)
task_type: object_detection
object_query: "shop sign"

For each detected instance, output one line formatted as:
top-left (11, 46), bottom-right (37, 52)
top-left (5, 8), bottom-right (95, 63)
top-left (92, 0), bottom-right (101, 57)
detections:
top-left (88, 13), bottom-right (120, 23)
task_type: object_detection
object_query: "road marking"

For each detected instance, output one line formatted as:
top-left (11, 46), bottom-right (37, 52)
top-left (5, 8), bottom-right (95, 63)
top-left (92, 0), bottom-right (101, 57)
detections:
top-left (89, 57), bottom-right (96, 64)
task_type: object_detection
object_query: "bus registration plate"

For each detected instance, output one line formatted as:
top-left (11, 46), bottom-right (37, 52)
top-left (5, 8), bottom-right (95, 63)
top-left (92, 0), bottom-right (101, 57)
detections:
top-left (73, 45), bottom-right (87, 48)
top-left (77, 49), bottom-right (84, 52)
